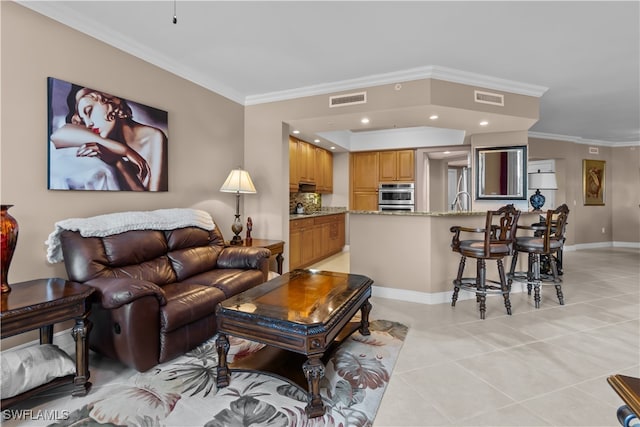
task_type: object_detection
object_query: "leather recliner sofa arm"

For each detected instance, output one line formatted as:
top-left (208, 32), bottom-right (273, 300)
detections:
top-left (85, 277), bottom-right (167, 309)
top-left (217, 246), bottom-right (271, 270)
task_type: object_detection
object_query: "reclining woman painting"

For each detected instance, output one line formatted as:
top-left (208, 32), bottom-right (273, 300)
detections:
top-left (48, 77), bottom-right (168, 191)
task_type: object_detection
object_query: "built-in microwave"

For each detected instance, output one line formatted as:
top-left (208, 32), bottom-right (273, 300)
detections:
top-left (378, 182), bottom-right (415, 206)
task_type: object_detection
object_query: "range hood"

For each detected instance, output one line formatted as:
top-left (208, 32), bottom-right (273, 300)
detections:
top-left (298, 182), bottom-right (317, 193)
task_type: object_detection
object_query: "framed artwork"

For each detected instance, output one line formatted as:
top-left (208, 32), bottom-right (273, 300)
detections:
top-left (583, 159), bottom-right (605, 205)
top-left (47, 77), bottom-right (168, 191)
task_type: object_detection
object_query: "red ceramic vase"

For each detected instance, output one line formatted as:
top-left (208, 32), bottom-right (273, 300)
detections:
top-left (1, 204), bottom-right (19, 293)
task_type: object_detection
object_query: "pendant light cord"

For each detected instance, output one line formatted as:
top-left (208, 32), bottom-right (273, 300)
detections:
top-left (172, 0), bottom-right (177, 24)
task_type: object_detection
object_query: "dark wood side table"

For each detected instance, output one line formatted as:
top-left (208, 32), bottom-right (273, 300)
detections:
top-left (0, 278), bottom-right (94, 407)
top-left (226, 239), bottom-right (284, 274)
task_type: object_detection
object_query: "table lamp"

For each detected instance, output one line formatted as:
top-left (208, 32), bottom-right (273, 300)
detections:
top-left (528, 170), bottom-right (557, 211)
top-left (220, 168), bottom-right (256, 245)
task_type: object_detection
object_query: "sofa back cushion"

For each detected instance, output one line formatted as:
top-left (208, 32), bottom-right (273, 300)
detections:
top-left (60, 223), bottom-right (226, 285)
top-left (166, 227), bottom-right (224, 281)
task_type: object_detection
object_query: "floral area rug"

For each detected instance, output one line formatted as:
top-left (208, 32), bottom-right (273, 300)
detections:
top-left (19, 320), bottom-right (407, 427)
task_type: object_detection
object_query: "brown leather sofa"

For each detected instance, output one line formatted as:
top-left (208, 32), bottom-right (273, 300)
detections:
top-left (59, 224), bottom-right (270, 372)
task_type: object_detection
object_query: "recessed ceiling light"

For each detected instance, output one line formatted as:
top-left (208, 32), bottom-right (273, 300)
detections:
top-left (479, 121), bottom-right (489, 126)
top-left (361, 118), bottom-right (370, 124)
top-left (429, 114), bottom-right (439, 120)
top-left (314, 139), bottom-right (320, 143)
top-left (444, 151), bottom-right (451, 154)
top-left (330, 146), bottom-right (336, 150)
top-left (292, 130), bottom-right (300, 134)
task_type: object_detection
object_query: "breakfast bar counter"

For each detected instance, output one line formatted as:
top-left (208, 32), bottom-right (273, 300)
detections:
top-left (349, 209), bottom-right (538, 304)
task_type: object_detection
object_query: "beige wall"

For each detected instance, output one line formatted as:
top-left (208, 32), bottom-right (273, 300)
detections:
top-left (611, 146), bottom-right (640, 243)
top-left (528, 138), bottom-right (640, 245)
top-left (1, 3), bottom-right (245, 288)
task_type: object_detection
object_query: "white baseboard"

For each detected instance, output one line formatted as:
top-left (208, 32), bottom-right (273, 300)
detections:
top-left (565, 241), bottom-right (640, 251)
top-left (613, 241), bottom-right (640, 249)
top-left (372, 282), bottom-right (527, 305)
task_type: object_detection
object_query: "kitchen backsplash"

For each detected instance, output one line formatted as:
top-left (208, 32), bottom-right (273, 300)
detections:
top-left (290, 192), bottom-right (321, 214)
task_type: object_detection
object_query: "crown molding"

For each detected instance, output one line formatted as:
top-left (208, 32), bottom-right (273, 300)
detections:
top-left (245, 65), bottom-right (548, 106)
top-left (528, 131), bottom-right (640, 147)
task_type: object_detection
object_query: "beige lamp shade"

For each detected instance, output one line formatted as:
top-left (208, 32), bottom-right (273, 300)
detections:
top-left (528, 171), bottom-right (557, 190)
top-left (220, 168), bottom-right (256, 194)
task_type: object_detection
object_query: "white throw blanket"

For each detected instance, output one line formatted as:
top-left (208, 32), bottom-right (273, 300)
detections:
top-left (45, 208), bottom-right (215, 263)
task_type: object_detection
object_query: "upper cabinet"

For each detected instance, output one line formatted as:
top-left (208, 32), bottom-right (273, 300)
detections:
top-left (289, 138), bottom-right (299, 192)
top-left (350, 149), bottom-right (415, 210)
top-left (379, 149), bottom-right (415, 182)
top-left (289, 136), bottom-right (333, 193)
top-left (351, 151), bottom-right (379, 192)
top-left (315, 147), bottom-right (333, 193)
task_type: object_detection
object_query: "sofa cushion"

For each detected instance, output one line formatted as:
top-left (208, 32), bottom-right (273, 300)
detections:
top-left (188, 269), bottom-right (265, 298)
top-left (160, 283), bottom-right (226, 333)
top-left (102, 230), bottom-right (169, 265)
top-left (60, 230), bottom-right (177, 285)
top-left (168, 246), bottom-right (220, 281)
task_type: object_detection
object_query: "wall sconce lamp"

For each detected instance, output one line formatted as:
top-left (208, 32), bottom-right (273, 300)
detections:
top-left (220, 168), bottom-right (256, 245)
top-left (528, 170), bottom-right (557, 211)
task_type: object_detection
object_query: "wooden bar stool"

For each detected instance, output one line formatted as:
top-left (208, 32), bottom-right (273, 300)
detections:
top-left (450, 204), bottom-right (521, 319)
top-left (508, 204), bottom-right (570, 308)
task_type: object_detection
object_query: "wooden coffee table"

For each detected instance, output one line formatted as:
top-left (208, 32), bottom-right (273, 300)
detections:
top-left (215, 269), bottom-right (372, 418)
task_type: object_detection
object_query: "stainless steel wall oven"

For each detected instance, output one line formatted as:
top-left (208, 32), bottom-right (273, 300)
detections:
top-left (378, 182), bottom-right (415, 211)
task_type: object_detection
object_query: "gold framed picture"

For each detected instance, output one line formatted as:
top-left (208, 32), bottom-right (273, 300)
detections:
top-left (583, 159), bottom-right (605, 205)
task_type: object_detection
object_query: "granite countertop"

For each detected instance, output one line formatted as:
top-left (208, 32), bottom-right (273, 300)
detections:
top-left (289, 207), bottom-right (348, 220)
top-left (348, 210), bottom-right (487, 217)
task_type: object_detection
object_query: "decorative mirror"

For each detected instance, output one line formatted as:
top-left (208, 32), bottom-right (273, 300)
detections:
top-left (476, 145), bottom-right (527, 200)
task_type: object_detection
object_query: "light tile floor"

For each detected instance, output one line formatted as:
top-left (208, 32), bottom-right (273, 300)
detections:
top-left (310, 247), bottom-right (640, 427)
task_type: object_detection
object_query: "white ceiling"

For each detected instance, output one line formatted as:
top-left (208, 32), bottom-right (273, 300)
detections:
top-left (20, 1), bottom-right (640, 147)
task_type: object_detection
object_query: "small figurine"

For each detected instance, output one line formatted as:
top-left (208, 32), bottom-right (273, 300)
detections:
top-left (245, 217), bottom-right (253, 244)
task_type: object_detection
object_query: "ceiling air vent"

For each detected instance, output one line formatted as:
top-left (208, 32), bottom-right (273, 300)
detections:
top-left (329, 92), bottom-right (367, 108)
top-left (474, 90), bottom-right (504, 106)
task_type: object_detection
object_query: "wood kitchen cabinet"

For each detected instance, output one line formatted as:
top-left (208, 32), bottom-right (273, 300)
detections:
top-left (289, 217), bottom-right (315, 269)
top-left (350, 149), bottom-right (415, 210)
top-left (289, 137), bottom-right (299, 192)
top-left (289, 136), bottom-right (315, 188)
top-left (289, 213), bottom-right (345, 270)
top-left (289, 137), bottom-right (333, 193)
top-left (315, 147), bottom-right (333, 193)
top-left (350, 151), bottom-right (379, 210)
top-left (298, 139), bottom-right (316, 184)
top-left (379, 149), bottom-right (415, 182)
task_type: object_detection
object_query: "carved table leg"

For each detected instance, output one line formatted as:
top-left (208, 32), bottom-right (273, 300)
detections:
top-left (359, 300), bottom-right (372, 336)
top-left (216, 334), bottom-right (230, 388)
top-left (275, 253), bottom-right (284, 275)
top-left (302, 356), bottom-right (326, 418)
top-left (71, 314), bottom-right (92, 396)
